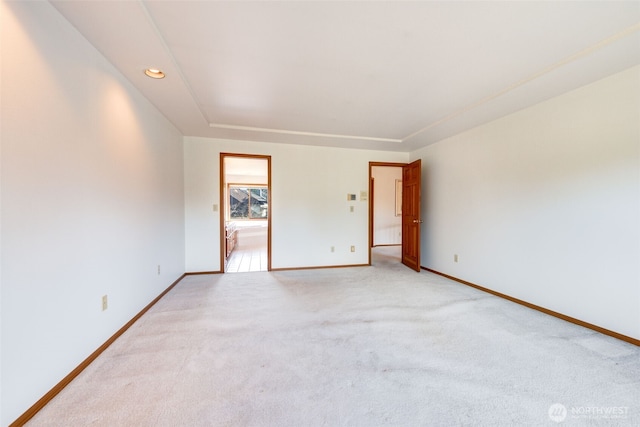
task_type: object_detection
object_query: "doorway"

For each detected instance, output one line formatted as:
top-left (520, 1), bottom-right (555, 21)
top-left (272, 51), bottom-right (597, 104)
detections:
top-left (369, 162), bottom-right (405, 265)
top-left (368, 161), bottom-right (422, 271)
top-left (220, 153), bottom-right (271, 273)
top-left (371, 164), bottom-right (403, 246)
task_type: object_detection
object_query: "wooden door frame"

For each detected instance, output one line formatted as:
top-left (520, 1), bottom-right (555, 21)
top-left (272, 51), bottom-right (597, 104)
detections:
top-left (368, 161), bottom-right (408, 266)
top-left (220, 153), bottom-right (272, 273)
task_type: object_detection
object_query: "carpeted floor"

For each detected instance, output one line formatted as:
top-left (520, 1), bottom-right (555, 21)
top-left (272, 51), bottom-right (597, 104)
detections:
top-left (26, 247), bottom-right (640, 426)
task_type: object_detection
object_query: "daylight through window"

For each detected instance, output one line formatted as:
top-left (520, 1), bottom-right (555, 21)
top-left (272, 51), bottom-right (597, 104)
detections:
top-left (229, 186), bottom-right (268, 220)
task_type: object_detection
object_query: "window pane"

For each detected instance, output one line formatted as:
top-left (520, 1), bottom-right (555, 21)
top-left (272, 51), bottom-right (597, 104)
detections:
top-left (229, 186), bottom-right (268, 220)
top-left (230, 188), bottom-right (249, 219)
top-left (249, 188), bottom-right (268, 219)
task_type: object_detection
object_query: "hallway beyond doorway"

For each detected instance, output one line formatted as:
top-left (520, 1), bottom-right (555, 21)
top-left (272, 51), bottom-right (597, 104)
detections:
top-left (225, 221), bottom-right (268, 273)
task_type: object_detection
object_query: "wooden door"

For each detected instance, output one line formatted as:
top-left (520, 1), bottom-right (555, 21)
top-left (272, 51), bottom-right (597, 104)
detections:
top-left (402, 159), bottom-right (422, 272)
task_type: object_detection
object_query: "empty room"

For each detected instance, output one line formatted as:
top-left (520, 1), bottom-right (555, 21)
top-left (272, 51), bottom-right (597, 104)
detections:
top-left (1, 1), bottom-right (639, 426)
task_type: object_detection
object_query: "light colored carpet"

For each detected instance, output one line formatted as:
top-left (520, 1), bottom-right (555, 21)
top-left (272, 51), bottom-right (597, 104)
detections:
top-left (27, 247), bottom-right (640, 426)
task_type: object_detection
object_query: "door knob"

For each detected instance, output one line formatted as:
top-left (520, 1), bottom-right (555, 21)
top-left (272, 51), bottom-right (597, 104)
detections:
top-left (412, 219), bottom-right (423, 223)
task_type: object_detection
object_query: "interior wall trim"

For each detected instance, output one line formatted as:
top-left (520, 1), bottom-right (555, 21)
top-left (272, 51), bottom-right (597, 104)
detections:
top-left (270, 263), bottom-right (369, 272)
top-left (401, 22), bottom-right (640, 143)
top-left (209, 123), bottom-right (402, 143)
top-left (9, 274), bottom-right (188, 427)
top-left (423, 267), bottom-right (640, 347)
top-left (185, 271), bottom-right (223, 275)
top-left (186, 263), bottom-right (368, 275)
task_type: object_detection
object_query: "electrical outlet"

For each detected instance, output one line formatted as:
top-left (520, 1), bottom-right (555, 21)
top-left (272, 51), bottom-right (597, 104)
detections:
top-left (454, 254), bottom-right (459, 263)
top-left (102, 295), bottom-right (108, 311)
top-left (350, 245), bottom-right (355, 252)
top-left (157, 265), bottom-right (161, 275)
top-left (349, 206), bottom-right (355, 213)
top-left (331, 246), bottom-right (335, 252)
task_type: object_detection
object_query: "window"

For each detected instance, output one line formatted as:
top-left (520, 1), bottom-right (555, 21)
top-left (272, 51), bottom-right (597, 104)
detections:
top-left (229, 186), bottom-right (268, 219)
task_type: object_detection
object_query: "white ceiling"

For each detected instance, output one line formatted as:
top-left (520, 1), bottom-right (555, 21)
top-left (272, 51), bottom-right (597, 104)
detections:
top-left (50, 1), bottom-right (640, 153)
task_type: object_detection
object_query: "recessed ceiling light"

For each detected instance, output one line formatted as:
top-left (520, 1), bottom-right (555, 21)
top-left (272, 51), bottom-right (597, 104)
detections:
top-left (144, 68), bottom-right (165, 79)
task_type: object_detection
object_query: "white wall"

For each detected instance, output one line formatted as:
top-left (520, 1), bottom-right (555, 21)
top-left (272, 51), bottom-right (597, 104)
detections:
top-left (372, 166), bottom-right (402, 245)
top-left (412, 66), bottom-right (640, 340)
top-left (185, 137), bottom-right (408, 271)
top-left (0, 2), bottom-right (185, 424)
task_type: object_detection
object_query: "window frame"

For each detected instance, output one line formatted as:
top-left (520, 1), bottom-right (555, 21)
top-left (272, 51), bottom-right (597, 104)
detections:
top-left (227, 183), bottom-right (269, 221)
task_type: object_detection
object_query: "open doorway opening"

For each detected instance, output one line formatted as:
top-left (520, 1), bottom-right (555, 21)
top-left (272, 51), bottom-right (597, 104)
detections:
top-left (221, 154), bottom-right (271, 273)
top-left (369, 160), bottom-right (424, 272)
top-left (369, 162), bottom-right (405, 265)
